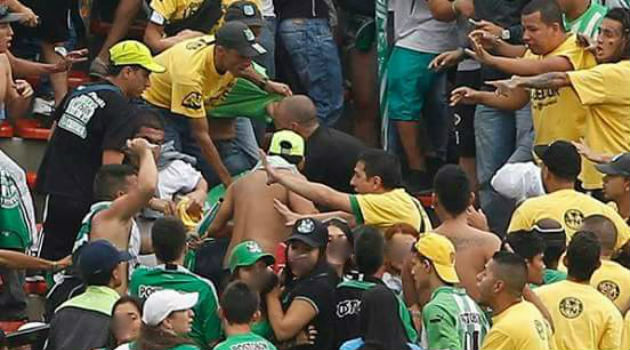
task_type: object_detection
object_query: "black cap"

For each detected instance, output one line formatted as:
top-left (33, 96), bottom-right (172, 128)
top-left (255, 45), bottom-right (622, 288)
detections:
top-left (78, 240), bottom-right (132, 279)
top-left (595, 152), bottom-right (630, 177)
top-left (534, 141), bottom-right (581, 180)
top-left (0, 5), bottom-right (23, 24)
top-left (287, 218), bottom-right (328, 248)
top-left (225, 1), bottom-right (263, 27)
top-left (216, 21), bottom-right (267, 57)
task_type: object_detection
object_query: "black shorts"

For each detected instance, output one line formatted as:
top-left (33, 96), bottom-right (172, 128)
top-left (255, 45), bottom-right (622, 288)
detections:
top-left (453, 69), bottom-right (481, 158)
top-left (39, 194), bottom-right (91, 261)
top-left (14, 0), bottom-right (73, 44)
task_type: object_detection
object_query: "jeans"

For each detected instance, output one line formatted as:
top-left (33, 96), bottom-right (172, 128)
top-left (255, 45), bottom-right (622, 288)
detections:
top-left (279, 18), bottom-right (344, 126)
top-left (251, 16), bottom-right (277, 142)
top-left (156, 108), bottom-right (257, 187)
top-left (475, 104), bottom-right (534, 235)
top-left (233, 117), bottom-right (261, 166)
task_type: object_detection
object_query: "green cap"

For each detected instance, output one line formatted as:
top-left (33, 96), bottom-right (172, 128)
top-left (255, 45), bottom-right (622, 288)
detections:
top-left (268, 130), bottom-right (305, 158)
top-left (229, 240), bottom-right (275, 273)
top-left (109, 40), bottom-right (166, 73)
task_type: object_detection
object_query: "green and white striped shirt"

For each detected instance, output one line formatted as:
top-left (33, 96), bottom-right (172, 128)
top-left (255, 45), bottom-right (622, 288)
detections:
top-left (564, 1), bottom-right (608, 39)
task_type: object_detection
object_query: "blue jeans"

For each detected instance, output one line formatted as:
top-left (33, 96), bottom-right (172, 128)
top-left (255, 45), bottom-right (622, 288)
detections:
top-left (279, 18), bottom-right (344, 126)
top-left (156, 107), bottom-right (257, 186)
top-left (251, 16), bottom-right (277, 142)
top-left (475, 104), bottom-right (534, 234)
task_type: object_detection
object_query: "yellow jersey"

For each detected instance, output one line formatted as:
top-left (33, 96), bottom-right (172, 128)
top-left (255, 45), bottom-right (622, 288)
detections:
top-left (480, 300), bottom-right (552, 350)
top-left (150, 0), bottom-right (205, 24)
top-left (143, 36), bottom-right (236, 119)
top-left (591, 259), bottom-right (630, 314)
top-left (508, 189), bottom-right (630, 250)
top-left (522, 34), bottom-right (596, 146)
top-left (349, 189), bottom-right (432, 233)
top-left (536, 280), bottom-right (623, 350)
top-left (622, 311), bottom-right (630, 350)
top-left (566, 60), bottom-right (630, 190)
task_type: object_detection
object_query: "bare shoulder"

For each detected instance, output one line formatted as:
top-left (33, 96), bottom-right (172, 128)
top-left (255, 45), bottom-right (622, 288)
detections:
top-left (470, 227), bottom-right (502, 252)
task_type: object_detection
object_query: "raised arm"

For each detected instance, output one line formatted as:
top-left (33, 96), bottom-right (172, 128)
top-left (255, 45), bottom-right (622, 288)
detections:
top-left (0, 250), bottom-right (71, 270)
top-left (450, 86), bottom-right (530, 111)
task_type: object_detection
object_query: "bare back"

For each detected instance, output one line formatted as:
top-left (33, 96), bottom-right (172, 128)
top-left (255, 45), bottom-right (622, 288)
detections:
top-left (435, 223), bottom-right (501, 301)
top-left (224, 169), bottom-right (316, 264)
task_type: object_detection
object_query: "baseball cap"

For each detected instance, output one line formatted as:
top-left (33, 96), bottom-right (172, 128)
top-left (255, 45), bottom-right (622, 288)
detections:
top-left (229, 240), bottom-right (275, 273)
top-left (268, 130), bottom-right (305, 158)
top-left (287, 218), bottom-right (328, 248)
top-left (216, 21), bottom-right (267, 57)
top-left (78, 240), bottom-right (132, 279)
top-left (533, 140), bottom-right (581, 180)
top-left (142, 290), bottom-right (199, 326)
top-left (225, 1), bottom-right (264, 27)
top-left (109, 40), bottom-right (166, 73)
top-left (0, 6), bottom-right (23, 24)
top-left (413, 233), bottom-right (459, 284)
top-left (595, 152), bottom-right (630, 177)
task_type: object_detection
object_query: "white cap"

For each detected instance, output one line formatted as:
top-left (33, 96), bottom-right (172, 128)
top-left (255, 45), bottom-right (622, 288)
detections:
top-left (491, 162), bottom-right (545, 203)
top-left (142, 290), bottom-right (199, 326)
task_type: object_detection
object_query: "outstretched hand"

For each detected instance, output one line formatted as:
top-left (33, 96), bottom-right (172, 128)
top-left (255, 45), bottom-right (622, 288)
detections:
top-left (258, 149), bottom-right (280, 185)
top-left (274, 199), bottom-right (301, 227)
top-left (486, 77), bottom-right (521, 96)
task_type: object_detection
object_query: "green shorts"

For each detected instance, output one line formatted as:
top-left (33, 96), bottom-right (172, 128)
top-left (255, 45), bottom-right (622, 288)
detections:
top-left (386, 47), bottom-right (439, 122)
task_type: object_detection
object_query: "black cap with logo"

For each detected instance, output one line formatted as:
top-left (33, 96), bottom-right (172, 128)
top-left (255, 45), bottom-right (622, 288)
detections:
top-left (287, 218), bottom-right (328, 248)
top-left (216, 20), bottom-right (267, 57)
top-left (534, 141), bottom-right (581, 180)
top-left (225, 1), bottom-right (263, 27)
top-left (596, 152), bottom-right (630, 177)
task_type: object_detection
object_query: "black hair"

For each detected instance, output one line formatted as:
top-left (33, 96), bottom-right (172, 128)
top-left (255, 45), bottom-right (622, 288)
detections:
top-left (522, 0), bottom-right (564, 29)
top-left (566, 231), bottom-right (601, 282)
top-left (133, 108), bottom-right (166, 135)
top-left (505, 232), bottom-right (546, 261)
top-left (434, 164), bottom-right (471, 216)
top-left (107, 63), bottom-right (144, 77)
top-left (491, 251), bottom-right (528, 296)
top-left (353, 226), bottom-right (385, 276)
top-left (327, 218), bottom-right (356, 275)
top-left (112, 295), bottom-right (143, 315)
top-left (531, 218), bottom-right (566, 268)
top-left (357, 149), bottom-right (402, 190)
top-left (83, 264), bottom-right (118, 286)
top-left (358, 285), bottom-right (410, 350)
top-left (93, 164), bottom-right (137, 201)
top-left (604, 8), bottom-right (630, 60)
top-left (152, 216), bottom-right (187, 263)
top-left (221, 281), bottom-right (260, 325)
top-left (580, 215), bottom-right (617, 254)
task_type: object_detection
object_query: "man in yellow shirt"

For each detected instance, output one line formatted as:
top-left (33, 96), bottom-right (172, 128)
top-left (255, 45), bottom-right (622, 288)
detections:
top-left (536, 231), bottom-right (623, 350)
top-left (485, 8), bottom-right (630, 191)
top-left (260, 149), bottom-right (432, 232)
top-left (622, 311), bottom-right (630, 350)
top-left (143, 21), bottom-right (290, 187)
top-left (597, 153), bottom-right (630, 224)
top-left (582, 215), bottom-right (630, 314)
top-left (508, 141), bottom-right (630, 249)
top-left (451, 0), bottom-right (596, 147)
top-left (477, 251), bottom-right (552, 350)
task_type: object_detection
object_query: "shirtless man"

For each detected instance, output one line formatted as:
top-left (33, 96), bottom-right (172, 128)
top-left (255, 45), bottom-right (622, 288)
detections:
top-left (203, 130), bottom-right (317, 265)
top-left (73, 138), bottom-right (158, 290)
top-left (431, 165), bottom-right (501, 300)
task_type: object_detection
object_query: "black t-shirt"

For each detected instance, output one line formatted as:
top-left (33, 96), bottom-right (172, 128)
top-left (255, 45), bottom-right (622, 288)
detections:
top-left (304, 126), bottom-right (367, 194)
top-left (36, 82), bottom-right (136, 201)
top-left (281, 264), bottom-right (336, 350)
top-left (275, 0), bottom-right (329, 20)
top-left (334, 274), bottom-right (384, 348)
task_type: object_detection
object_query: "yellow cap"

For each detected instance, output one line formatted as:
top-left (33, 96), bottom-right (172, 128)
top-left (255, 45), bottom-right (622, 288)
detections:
top-left (414, 232), bottom-right (460, 284)
top-left (109, 40), bottom-right (166, 73)
top-left (268, 130), bottom-right (305, 158)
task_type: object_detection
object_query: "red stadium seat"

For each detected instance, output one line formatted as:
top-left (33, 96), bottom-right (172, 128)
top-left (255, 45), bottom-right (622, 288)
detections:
top-left (15, 118), bottom-right (51, 140)
top-left (0, 120), bottom-right (13, 138)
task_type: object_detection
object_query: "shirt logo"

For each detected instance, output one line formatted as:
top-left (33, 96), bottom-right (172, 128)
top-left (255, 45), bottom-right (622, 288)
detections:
top-left (181, 92), bottom-right (203, 110)
top-left (246, 241), bottom-right (263, 253)
top-left (243, 4), bottom-right (255, 16)
top-left (559, 296), bottom-right (583, 319)
top-left (297, 219), bottom-right (315, 234)
top-left (0, 172), bottom-right (19, 209)
top-left (336, 299), bottom-right (361, 318)
top-left (138, 284), bottom-right (163, 299)
top-left (244, 28), bottom-right (255, 42)
top-left (563, 209), bottom-right (584, 230)
top-left (597, 280), bottom-right (620, 301)
top-left (534, 320), bottom-right (547, 341)
top-left (230, 342), bottom-right (271, 350)
top-left (58, 92), bottom-right (106, 139)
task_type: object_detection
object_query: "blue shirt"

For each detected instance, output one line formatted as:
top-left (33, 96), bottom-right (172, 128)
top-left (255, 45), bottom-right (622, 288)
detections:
top-left (340, 337), bottom-right (422, 350)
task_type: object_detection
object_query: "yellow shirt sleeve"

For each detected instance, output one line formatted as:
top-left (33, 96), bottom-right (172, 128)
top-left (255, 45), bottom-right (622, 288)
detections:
top-left (622, 311), bottom-right (630, 350)
top-left (150, 0), bottom-right (177, 19)
top-left (481, 328), bottom-right (514, 350)
top-left (507, 205), bottom-right (531, 233)
top-left (568, 63), bottom-right (630, 106)
top-left (171, 82), bottom-right (206, 118)
top-left (603, 204), bottom-right (630, 249)
top-left (599, 308), bottom-right (623, 350)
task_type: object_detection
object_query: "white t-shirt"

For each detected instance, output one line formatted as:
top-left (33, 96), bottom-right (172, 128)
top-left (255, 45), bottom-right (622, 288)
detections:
top-left (157, 160), bottom-right (202, 200)
top-left (260, 0), bottom-right (275, 17)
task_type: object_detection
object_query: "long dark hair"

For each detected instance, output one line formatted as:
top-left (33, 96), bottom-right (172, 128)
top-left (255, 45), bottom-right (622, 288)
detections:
top-left (135, 322), bottom-right (195, 350)
top-left (358, 286), bottom-right (410, 350)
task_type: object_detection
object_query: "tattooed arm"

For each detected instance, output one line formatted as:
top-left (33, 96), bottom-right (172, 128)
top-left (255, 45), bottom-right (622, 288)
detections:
top-left (486, 72), bottom-right (572, 96)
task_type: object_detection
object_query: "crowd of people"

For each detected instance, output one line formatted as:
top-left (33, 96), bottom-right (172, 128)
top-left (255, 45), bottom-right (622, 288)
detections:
top-left (0, 0), bottom-right (629, 348)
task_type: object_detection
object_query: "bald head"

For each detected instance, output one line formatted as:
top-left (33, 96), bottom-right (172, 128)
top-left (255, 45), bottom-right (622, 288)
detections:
top-left (276, 95), bottom-right (318, 127)
top-left (581, 215), bottom-right (617, 254)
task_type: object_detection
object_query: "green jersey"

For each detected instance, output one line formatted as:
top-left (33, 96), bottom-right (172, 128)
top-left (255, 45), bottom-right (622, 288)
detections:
top-left (564, 1), bottom-right (608, 39)
top-left (421, 286), bottom-right (489, 350)
top-left (213, 332), bottom-right (277, 350)
top-left (0, 151), bottom-right (34, 251)
top-left (543, 269), bottom-right (567, 285)
top-left (129, 264), bottom-right (221, 347)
